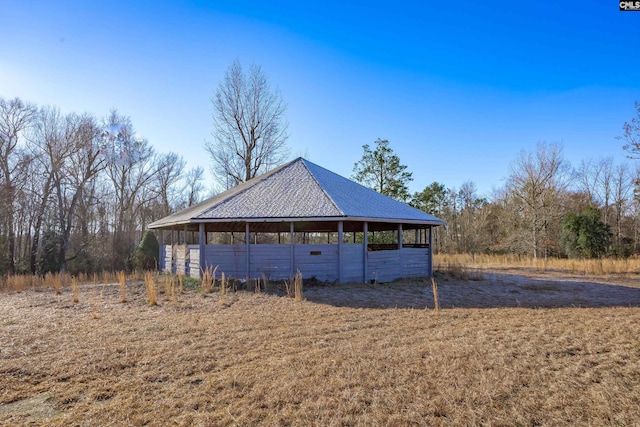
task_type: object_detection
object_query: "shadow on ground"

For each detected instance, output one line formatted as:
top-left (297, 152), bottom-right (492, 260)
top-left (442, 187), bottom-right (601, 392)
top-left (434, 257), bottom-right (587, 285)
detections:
top-left (302, 272), bottom-right (640, 309)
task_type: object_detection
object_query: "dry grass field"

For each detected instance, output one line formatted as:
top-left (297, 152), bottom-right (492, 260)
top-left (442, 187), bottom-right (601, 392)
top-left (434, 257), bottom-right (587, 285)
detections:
top-left (1, 269), bottom-right (640, 426)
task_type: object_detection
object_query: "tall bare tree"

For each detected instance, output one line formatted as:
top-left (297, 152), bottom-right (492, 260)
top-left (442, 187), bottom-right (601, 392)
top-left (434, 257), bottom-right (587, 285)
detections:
top-left (26, 106), bottom-right (69, 273)
top-left (101, 110), bottom-right (156, 270)
top-left (507, 142), bottom-right (572, 258)
top-left (620, 101), bottom-right (640, 159)
top-left (206, 60), bottom-right (289, 189)
top-left (0, 97), bottom-right (37, 274)
top-left (56, 113), bottom-right (104, 272)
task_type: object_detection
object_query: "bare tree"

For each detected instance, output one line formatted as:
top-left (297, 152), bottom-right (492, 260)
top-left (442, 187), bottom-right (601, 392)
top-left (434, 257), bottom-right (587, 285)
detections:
top-left (620, 101), bottom-right (640, 159)
top-left (154, 152), bottom-right (185, 217)
top-left (507, 142), bottom-right (572, 258)
top-left (612, 163), bottom-right (633, 252)
top-left (0, 97), bottom-right (37, 274)
top-left (206, 60), bottom-right (289, 189)
top-left (100, 110), bottom-right (156, 270)
top-left (184, 166), bottom-right (204, 207)
top-left (56, 113), bottom-right (105, 272)
top-left (26, 106), bottom-right (70, 273)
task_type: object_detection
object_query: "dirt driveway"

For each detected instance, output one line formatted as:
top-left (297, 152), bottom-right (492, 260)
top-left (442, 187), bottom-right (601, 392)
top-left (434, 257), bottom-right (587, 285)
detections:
top-left (302, 270), bottom-right (640, 309)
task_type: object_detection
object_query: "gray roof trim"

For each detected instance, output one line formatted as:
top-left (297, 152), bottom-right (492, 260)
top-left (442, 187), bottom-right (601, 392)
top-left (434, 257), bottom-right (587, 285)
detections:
top-left (149, 216), bottom-right (444, 228)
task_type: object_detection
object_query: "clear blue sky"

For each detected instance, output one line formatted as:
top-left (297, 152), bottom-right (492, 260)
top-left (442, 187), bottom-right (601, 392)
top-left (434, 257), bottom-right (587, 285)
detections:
top-left (1, 1), bottom-right (639, 197)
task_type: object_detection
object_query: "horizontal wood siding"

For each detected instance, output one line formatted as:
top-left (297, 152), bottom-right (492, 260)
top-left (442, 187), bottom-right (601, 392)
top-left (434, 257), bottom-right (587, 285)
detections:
top-left (367, 250), bottom-right (401, 283)
top-left (342, 244), bottom-right (364, 283)
top-left (249, 245), bottom-right (291, 280)
top-left (188, 246), bottom-right (200, 278)
top-left (204, 245), bottom-right (247, 279)
top-left (175, 245), bottom-right (187, 275)
top-left (294, 244), bottom-right (338, 282)
top-left (401, 247), bottom-right (429, 278)
top-left (163, 245), bottom-right (171, 273)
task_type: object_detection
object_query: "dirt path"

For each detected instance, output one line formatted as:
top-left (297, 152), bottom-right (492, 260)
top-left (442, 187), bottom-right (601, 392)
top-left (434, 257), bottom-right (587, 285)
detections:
top-left (303, 271), bottom-right (640, 309)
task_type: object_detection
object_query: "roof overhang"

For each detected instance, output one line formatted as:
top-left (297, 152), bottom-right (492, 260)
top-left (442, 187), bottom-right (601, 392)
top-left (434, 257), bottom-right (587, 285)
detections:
top-left (148, 216), bottom-right (445, 230)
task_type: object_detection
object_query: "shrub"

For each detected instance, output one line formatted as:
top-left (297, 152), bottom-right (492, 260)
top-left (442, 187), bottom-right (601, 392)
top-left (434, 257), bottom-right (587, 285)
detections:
top-left (133, 231), bottom-right (159, 270)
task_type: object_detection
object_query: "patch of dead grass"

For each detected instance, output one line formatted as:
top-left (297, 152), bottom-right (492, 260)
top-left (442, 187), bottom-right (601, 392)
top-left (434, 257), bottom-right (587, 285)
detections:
top-left (1, 276), bottom-right (640, 426)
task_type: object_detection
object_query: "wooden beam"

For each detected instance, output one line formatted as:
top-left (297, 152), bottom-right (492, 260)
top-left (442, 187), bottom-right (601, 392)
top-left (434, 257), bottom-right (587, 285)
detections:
top-left (157, 230), bottom-right (164, 272)
top-left (290, 222), bottom-right (295, 279)
top-left (199, 223), bottom-right (205, 279)
top-left (398, 223), bottom-right (403, 277)
top-left (338, 221), bottom-right (344, 283)
top-left (363, 222), bottom-right (368, 283)
top-left (170, 229), bottom-right (175, 274)
top-left (245, 222), bottom-right (250, 282)
top-left (428, 226), bottom-right (433, 277)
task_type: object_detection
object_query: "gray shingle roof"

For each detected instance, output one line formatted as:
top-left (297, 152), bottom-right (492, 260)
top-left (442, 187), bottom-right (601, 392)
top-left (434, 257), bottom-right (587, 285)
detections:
top-left (148, 158), bottom-right (444, 228)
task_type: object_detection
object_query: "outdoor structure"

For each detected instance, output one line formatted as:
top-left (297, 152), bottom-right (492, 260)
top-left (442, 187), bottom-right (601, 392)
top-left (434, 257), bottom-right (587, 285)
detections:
top-left (148, 158), bottom-right (445, 283)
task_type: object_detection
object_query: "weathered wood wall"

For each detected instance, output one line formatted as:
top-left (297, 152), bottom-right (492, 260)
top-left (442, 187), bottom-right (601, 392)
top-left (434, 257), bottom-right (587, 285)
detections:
top-left (401, 247), bottom-right (429, 278)
top-left (367, 250), bottom-right (402, 283)
top-left (203, 245), bottom-right (247, 279)
top-left (168, 243), bottom-right (430, 283)
top-left (342, 244), bottom-right (364, 282)
top-left (249, 245), bottom-right (290, 280)
top-left (294, 244), bottom-right (338, 282)
top-left (188, 246), bottom-right (200, 278)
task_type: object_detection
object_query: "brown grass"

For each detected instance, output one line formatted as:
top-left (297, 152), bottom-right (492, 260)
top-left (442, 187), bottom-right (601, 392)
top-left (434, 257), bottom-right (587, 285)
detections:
top-left (117, 271), bottom-right (126, 303)
top-left (435, 253), bottom-right (640, 276)
top-left (177, 271), bottom-right (184, 295)
top-left (430, 276), bottom-right (440, 312)
top-left (143, 271), bottom-right (157, 306)
top-left (293, 270), bottom-right (303, 301)
top-left (70, 277), bottom-right (79, 304)
top-left (1, 277), bottom-right (639, 426)
top-left (201, 265), bottom-right (216, 294)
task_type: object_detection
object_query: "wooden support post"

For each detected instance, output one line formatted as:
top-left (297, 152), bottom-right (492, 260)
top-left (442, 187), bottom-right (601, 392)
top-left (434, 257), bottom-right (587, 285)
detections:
top-left (398, 224), bottom-right (403, 278)
top-left (170, 229), bottom-right (175, 274)
top-left (290, 222), bottom-right (295, 278)
top-left (338, 221), bottom-right (344, 283)
top-left (245, 222), bottom-right (250, 282)
top-left (199, 223), bottom-right (205, 279)
top-left (158, 230), bottom-right (164, 272)
top-left (363, 222), bottom-right (368, 283)
top-left (428, 226), bottom-right (433, 277)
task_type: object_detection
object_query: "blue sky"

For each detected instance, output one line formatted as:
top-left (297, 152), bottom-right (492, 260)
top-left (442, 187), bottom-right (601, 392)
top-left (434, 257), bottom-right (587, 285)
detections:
top-left (1, 1), bottom-right (639, 197)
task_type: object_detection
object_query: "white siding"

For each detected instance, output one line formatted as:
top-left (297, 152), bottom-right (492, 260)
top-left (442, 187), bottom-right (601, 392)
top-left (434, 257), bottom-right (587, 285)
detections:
top-left (188, 246), bottom-right (200, 278)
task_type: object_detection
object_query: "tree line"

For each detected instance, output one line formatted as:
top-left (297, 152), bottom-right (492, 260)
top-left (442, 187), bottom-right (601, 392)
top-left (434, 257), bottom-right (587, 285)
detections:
top-left (353, 130), bottom-right (640, 259)
top-left (2, 60), bottom-right (639, 277)
top-left (0, 97), bottom-right (204, 276)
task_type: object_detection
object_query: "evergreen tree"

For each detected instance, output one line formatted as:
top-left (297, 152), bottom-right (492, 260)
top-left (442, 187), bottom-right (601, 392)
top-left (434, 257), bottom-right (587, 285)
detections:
top-left (352, 138), bottom-right (413, 201)
top-left (561, 206), bottom-right (611, 258)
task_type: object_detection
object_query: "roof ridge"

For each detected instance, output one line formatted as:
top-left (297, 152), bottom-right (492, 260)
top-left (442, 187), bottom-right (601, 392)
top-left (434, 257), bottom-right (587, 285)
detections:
top-left (299, 158), bottom-right (344, 216)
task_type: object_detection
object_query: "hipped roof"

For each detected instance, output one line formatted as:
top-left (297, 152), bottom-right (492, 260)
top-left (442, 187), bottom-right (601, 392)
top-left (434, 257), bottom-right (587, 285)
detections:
top-left (148, 158), bottom-right (445, 229)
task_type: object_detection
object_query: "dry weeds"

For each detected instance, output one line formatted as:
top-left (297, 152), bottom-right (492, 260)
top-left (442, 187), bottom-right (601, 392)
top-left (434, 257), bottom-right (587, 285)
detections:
top-left (118, 271), bottom-right (126, 303)
top-left (435, 253), bottom-right (640, 277)
top-left (1, 273), bottom-right (640, 426)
